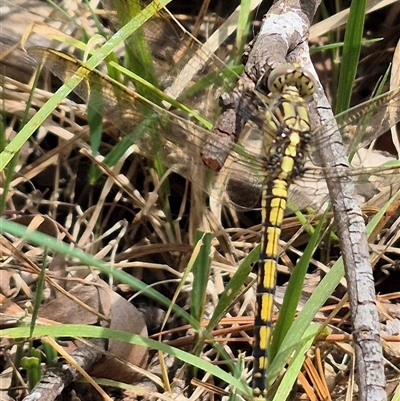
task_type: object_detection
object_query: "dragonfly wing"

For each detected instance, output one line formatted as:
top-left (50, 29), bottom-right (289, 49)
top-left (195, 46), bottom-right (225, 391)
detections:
top-left (289, 167), bottom-right (329, 211)
top-left (310, 87), bottom-right (400, 165)
top-left (28, 46), bottom-right (400, 214)
top-left (166, 118), bottom-right (264, 208)
top-left (296, 86), bottom-right (400, 212)
top-left (27, 46), bottom-right (264, 209)
top-left (297, 147), bottom-right (400, 213)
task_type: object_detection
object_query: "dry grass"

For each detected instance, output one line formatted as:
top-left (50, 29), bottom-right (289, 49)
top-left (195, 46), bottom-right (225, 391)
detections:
top-left (1, 1), bottom-right (400, 400)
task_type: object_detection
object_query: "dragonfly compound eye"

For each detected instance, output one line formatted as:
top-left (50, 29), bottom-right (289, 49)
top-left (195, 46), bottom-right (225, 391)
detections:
top-left (267, 63), bottom-right (315, 99)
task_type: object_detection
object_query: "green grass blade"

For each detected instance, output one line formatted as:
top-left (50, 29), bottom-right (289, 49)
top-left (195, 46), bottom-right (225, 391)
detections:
top-left (272, 324), bottom-right (320, 401)
top-left (229, 352), bottom-right (247, 400)
top-left (233, 0), bottom-right (253, 65)
top-left (111, 0), bottom-right (159, 90)
top-left (87, 93), bottom-right (105, 183)
top-left (188, 231), bottom-right (212, 381)
top-left (0, 218), bottom-right (243, 386)
top-left (109, 61), bottom-right (212, 128)
top-left (269, 211), bottom-right (326, 362)
top-left (0, 218), bottom-right (193, 327)
top-left (0, 325), bottom-right (249, 395)
top-left (335, 0), bottom-right (367, 114)
top-left (21, 349), bottom-right (42, 390)
top-left (207, 244), bottom-right (260, 329)
top-left (29, 248), bottom-right (48, 338)
top-left (268, 187), bottom-right (400, 386)
top-left (0, 66), bottom-right (41, 215)
top-left (191, 231), bottom-right (212, 323)
top-left (0, 0), bottom-right (171, 172)
top-left (268, 257), bottom-right (344, 387)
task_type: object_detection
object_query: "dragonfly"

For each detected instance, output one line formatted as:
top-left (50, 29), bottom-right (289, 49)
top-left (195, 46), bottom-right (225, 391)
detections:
top-left (27, 41), bottom-right (400, 399)
top-left (247, 64), bottom-right (315, 400)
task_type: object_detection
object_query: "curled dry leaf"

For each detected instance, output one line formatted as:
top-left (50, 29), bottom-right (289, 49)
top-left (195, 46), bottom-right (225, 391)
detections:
top-left (11, 215), bottom-right (60, 239)
top-left (0, 293), bottom-right (25, 329)
top-left (39, 279), bottom-right (148, 383)
top-left (39, 282), bottom-right (102, 325)
top-left (89, 282), bottom-right (148, 383)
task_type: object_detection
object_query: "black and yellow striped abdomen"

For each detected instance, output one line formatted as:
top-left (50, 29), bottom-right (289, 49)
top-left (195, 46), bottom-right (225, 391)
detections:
top-left (252, 65), bottom-right (315, 400)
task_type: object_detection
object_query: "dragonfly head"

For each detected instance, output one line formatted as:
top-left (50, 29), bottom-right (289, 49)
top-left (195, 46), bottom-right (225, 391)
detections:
top-left (267, 63), bottom-right (315, 99)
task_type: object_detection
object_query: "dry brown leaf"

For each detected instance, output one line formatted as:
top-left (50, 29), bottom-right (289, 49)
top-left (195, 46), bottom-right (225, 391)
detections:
top-left (39, 282), bottom-right (102, 325)
top-left (39, 279), bottom-right (148, 383)
top-left (11, 215), bottom-right (60, 239)
top-left (89, 283), bottom-right (148, 383)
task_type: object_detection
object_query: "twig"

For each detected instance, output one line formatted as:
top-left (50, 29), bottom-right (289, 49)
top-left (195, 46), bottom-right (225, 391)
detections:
top-left (210, 1), bottom-right (387, 400)
top-left (202, 0), bottom-right (319, 169)
top-left (305, 73), bottom-right (387, 401)
top-left (21, 339), bottom-right (106, 401)
top-left (298, 11), bottom-right (387, 401)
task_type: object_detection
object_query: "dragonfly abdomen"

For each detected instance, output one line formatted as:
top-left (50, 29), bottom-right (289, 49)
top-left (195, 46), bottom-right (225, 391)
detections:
top-left (252, 65), bottom-right (315, 400)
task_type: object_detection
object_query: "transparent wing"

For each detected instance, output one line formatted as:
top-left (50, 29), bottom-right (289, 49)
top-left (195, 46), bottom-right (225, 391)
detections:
top-left (27, 46), bottom-right (264, 208)
top-left (27, 46), bottom-right (400, 212)
top-left (310, 88), bottom-right (400, 160)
